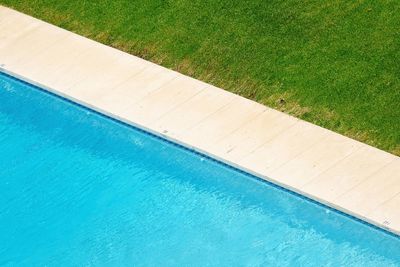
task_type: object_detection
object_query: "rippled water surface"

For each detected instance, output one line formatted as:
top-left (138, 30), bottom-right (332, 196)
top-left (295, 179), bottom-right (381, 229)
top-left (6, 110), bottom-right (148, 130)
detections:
top-left (0, 73), bottom-right (399, 266)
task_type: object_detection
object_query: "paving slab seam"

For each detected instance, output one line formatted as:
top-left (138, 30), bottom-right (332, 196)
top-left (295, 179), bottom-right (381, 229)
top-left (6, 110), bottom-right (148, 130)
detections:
top-left (149, 87), bottom-right (207, 124)
top-left (183, 96), bottom-right (238, 132)
top-left (266, 131), bottom-right (332, 173)
top-left (301, 145), bottom-right (366, 187)
top-left (152, 87), bottom-right (208, 123)
top-left (213, 109), bottom-right (268, 144)
top-left (335, 158), bottom-right (398, 199)
top-left (236, 120), bottom-right (301, 160)
top-left (268, 135), bottom-right (362, 184)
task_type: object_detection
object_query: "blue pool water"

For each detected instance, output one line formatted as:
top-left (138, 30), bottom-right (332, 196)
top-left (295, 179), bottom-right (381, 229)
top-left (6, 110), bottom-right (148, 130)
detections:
top-left (0, 72), bottom-right (399, 266)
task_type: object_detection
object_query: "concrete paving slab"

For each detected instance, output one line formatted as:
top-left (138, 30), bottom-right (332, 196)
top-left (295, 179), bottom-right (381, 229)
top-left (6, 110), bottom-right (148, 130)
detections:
top-left (181, 97), bottom-right (266, 152)
top-left (150, 85), bottom-right (236, 138)
top-left (238, 121), bottom-right (328, 174)
top-left (214, 109), bottom-right (298, 162)
top-left (302, 146), bottom-right (394, 202)
top-left (269, 132), bottom-right (362, 188)
top-left (336, 158), bottom-right (400, 216)
top-left (369, 193), bottom-right (400, 232)
top-left (117, 74), bottom-right (206, 125)
top-left (0, 23), bottom-right (69, 67)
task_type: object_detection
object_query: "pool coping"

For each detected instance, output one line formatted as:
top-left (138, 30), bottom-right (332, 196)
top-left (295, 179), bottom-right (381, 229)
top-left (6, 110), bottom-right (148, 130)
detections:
top-left (1, 6), bottom-right (400, 236)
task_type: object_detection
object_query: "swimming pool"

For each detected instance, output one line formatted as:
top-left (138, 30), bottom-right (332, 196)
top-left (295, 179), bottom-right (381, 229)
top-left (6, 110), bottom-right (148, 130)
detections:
top-left (0, 72), bottom-right (399, 266)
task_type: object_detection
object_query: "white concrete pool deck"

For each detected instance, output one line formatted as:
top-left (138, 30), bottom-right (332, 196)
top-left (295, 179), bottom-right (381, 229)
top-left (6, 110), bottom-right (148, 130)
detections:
top-left (1, 6), bottom-right (399, 235)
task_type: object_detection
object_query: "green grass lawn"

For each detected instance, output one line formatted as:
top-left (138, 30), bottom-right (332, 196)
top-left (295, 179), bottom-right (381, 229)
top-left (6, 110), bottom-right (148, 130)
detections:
top-left (2, 0), bottom-right (399, 155)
